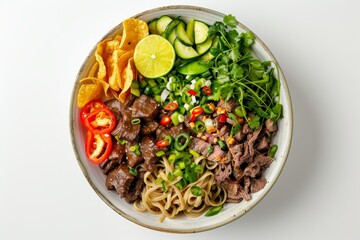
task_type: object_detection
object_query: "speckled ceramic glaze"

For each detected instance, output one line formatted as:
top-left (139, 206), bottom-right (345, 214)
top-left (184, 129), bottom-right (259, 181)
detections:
top-left (70, 5), bottom-right (293, 233)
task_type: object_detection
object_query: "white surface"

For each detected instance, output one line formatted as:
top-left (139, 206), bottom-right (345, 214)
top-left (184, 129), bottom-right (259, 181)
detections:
top-left (0, 0), bottom-right (359, 239)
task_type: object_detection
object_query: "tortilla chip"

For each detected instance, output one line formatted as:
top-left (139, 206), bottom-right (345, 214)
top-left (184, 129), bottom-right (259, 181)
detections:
top-left (77, 83), bottom-right (103, 108)
top-left (106, 49), bottom-right (126, 91)
top-left (116, 50), bottom-right (134, 89)
top-left (120, 18), bottom-right (149, 51)
top-left (119, 57), bottom-right (136, 102)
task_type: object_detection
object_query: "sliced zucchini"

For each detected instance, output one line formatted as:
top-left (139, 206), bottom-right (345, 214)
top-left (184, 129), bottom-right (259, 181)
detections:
top-left (173, 39), bottom-right (199, 59)
top-left (167, 28), bottom-right (177, 45)
top-left (156, 15), bottom-right (173, 35)
top-left (148, 18), bottom-right (159, 34)
top-left (177, 60), bottom-right (210, 75)
top-left (200, 37), bottom-right (219, 61)
top-left (175, 22), bottom-right (193, 46)
top-left (196, 37), bottom-right (212, 55)
top-left (194, 20), bottom-right (209, 44)
top-left (186, 19), bottom-right (195, 45)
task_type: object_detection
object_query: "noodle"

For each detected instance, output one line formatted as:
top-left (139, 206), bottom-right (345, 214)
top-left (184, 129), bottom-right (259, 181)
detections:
top-left (133, 156), bottom-right (227, 222)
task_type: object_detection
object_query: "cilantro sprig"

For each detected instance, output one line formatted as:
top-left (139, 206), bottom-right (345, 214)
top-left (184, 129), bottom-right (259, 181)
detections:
top-left (208, 14), bottom-right (283, 128)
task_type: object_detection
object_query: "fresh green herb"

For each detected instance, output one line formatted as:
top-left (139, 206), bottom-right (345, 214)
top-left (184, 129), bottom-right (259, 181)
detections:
top-left (156, 151), bottom-right (165, 157)
top-left (161, 180), bottom-right (168, 193)
top-left (129, 167), bottom-right (138, 177)
top-left (114, 136), bottom-right (127, 145)
top-left (248, 115), bottom-right (261, 130)
top-left (167, 172), bottom-right (174, 182)
top-left (205, 205), bottom-right (223, 217)
top-left (131, 118), bottom-right (141, 125)
top-left (191, 186), bottom-right (203, 197)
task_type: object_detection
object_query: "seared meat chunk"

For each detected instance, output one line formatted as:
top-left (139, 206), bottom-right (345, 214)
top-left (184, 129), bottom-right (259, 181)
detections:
top-left (257, 136), bottom-right (270, 151)
top-left (132, 94), bottom-right (160, 121)
top-left (99, 142), bottom-right (126, 174)
top-left (111, 109), bottom-right (140, 142)
top-left (105, 96), bottom-right (135, 120)
top-left (140, 136), bottom-right (159, 172)
top-left (265, 119), bottom-right (278, 133)
top-left (189, 137), bottom-right (211, 156)
top-left (106, 163), bottom-right (144, 203)
top-left (125, 141), bottom-right (143, 167)
top-left (141, 121), bottom-right (159, 135)
top-left (251, 176), bottom-right (267, 193)
top-left (221, 180), bottom-right (242, 203)
top-left (215, 163), bottom-right (232, 184)
top-left (208, 145), bottom-right (227, 161)
top-left (156, 124), bottom-right (188, 141)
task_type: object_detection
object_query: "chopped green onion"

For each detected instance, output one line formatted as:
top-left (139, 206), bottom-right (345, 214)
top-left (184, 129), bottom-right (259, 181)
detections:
top-left (217, 140), bottom-right (226, 150)
top-left (129, 145), bottom-right (136, 152)
top-left (168, 154), bottom-right (177, 163)
top-left (174, 168), bottom-right (183, 177)
top-left (170, 111), bottom-right (180, 126)
top-left (199, 96), bottom-right (207, 105)
top-left (175, 182), bottom-right (183, 190)
top-left (156, 151), bottom-right (165, 157)
top-left (144, 86), bottom-right (151, 95)
top-left (167, 172), bottom-right (174, 182)
top-left (269, 144), bottom-right (278, 157)
top-left (177, 161), bottom-right (185, 169)
top-left (174, 132), bottom-right (191, 151)
top-left (129, 168), bottom-right (138, 177)
top-left (148, 79), bottom-right (157, 87)
top-left (155, 177), bottom-right (163, 185)
top-left (152, 86), bottom-right (162, 95)
top-left (207, 145), bottom-right (214, 153)
top-left (191, 186), bottom-right (203, 197)
top-left (194, 165), bottom-right (203, 174)
top-left (139, 79), bottom-right (147, 88)
top-left (202, 104), bottom-right (214, 114)
top-left (161, 180), bottom-right (168, 193)
top-left (178, 114), bottom-right (185, 123)
top-left (205, 205), bottom-right (223, 217)
top-left (164, 135), bottom-right (173, 145)
top-left (131, 88), bottom-right (141, 97)
top-left (115, 136), bottom-right (127, 145)
top-left (194, 120), bottom-right (206, 133)
top-left (131, 118), bottom-right (141, 125)
top-left (154, 95), bottom-right (161, 103)
top-left (189, 149), bottom-right (200, 158)
top-left (130, 144), bottom-right (141, 156)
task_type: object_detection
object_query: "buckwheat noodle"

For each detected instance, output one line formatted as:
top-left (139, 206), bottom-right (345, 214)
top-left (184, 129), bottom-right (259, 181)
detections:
top-left (133, 156), bottom-right (226, 222)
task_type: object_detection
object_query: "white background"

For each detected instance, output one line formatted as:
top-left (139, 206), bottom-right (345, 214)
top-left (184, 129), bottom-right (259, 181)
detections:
top-left (1, 0), bottom-right (359, 239)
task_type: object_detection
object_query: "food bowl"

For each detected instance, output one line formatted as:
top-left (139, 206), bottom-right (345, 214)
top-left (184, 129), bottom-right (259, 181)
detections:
top-left (70, 5), bottom-right (293, 233)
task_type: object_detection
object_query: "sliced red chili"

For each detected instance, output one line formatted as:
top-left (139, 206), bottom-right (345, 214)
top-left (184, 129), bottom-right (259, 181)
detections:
top-left (191, 106), bottom-right (203, 116)
top-left (84, 107), bottom-right (116, 134)
top-left (156, 139), bottom-right (170, 147)
top-left (164, 101), bottom-right (178, 111)
top-left (187, 89), bottom-right (197, 96)
top-left (203, 86), bottom-right (212, 95)
top-left (80, 100), bottom-right (106, 126)
top-left (160, 115), bottom-right (171, 125)
top-left (189, 114), bottom-right (197, 122)
top-left (219, 114), bottom-right (227, 123)
top-left (85, 131), bottom-right (113, 164)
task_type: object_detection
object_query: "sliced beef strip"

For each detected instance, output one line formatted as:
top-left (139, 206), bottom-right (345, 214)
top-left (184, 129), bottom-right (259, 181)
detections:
top-left (217, 98), bottom-right (238, 112)
top-left (140, 136), bottom-right (160, 172)
top-left (215, 163), bottom-right (232, 184)
top-left (257, 136), bottom-right (270, 151)
top-left (244, 155), bottom-right (273, 178)
top-left (111, 109), bottom-right (141, 142)
top-left (238, 141), bottom-right (252, 165)
top-left (218, 125), bottom-right (230, 138)
top-left (208, 145), bottom-right (227, 161)
top-left (132, 94), bottom-right (160, 121)
top-left (248, 126), bottom-right (262, 156)
top-left (239, 177), bottom-right (251, 201)
top-left (233, 167), bottom-right (244, 180)
top-left (251, 176), bottom-right (267, 193)
top-left (106, 163), bottom-right (143, 203)
top-left (242, 123), bottom-right (253, 134)
top-left (189, 137), bottom-right (211, 156)
top-left (141, 121), bottom-right (159, 135)
top-left (105, 96), bottom-right (135, 120)
top-left (265, 119), bottom-right (278, 133)
top-left (221, 180), bottom-right (243, 203)
top-left (230, 143), bottom-right (244, 168)
top-left (125, 141), bottom-right (143, 167)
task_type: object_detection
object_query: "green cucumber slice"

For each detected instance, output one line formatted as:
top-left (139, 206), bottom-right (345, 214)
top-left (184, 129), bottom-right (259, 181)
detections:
top-left (196, 37), bottom-right (212, 55)
top-left (186, 19), bottom-right (195, 45)
top-left (194, 20), bottom-right (209, 44)
top-left (162, 17), bottom-right (181, 37)
top-left (156, 15), bottom-right (173, 35)
top-left (177, 60), bottom-right (210, 75)
top-left (175, 22), bottom-right (193, 46)
top-left (148, 18), bottom-right (159, 34)
top-left (167, 28), bottom-right (177, 44)
top-left (173, 39), bottom-right (199, 59)
top-left (199, 37), bottom-right (219, 61)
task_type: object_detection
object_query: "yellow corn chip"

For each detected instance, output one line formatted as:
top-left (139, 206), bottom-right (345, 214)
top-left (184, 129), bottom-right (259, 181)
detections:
top-left (120, 18), bottom-right (149, 51)
top-left (119, 57), bottom-right (136, 102)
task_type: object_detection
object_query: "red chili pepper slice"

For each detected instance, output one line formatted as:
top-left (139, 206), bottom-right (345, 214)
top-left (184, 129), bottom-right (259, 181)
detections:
top-left (80, 100), bottom-right (106, 126)
top-left (219, 114), bottom-right (227, 123)
top-left (203, 86), bottom-right (212, 95)
top-left (156, 139), bottom-right (170, 147)
top-left (191, 106), bottom-right (203, 116)
top-left (160, 115), bottom-right (171, 125)
top-left (189, 114), bottom-right (197, 122)
top-left (187, 89), bottom-right (197, 96)
top-left (84, 107), bottom-right (116, 134)
top-left (85, 131), bottom-right (113, 164)
top-left (164, 101), bottom-right (178, 111)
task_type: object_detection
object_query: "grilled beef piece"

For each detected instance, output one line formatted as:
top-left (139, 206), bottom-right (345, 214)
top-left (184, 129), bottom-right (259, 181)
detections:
top-left (111, 109), bottom-right (141, 142)
top-left (105, 96), bottom-right (135, 120)
top-left (156, 123), bottom-right (188, 141)
top-left (141, 121), bottom-right (159, 135)
top-left (248, 126), bottom-right (262, 156)
top-left (218, 125), bottom-right (230, 137)
top-left (230, 143), bottom-right (244, 168)
top-left (125, 141), bottom-right (143, 167)
top-left (251, 176), bottom-right (267, 193)
top-left (132, 94), bottom-right (160, 121)
top-left (221, 180), bottom-right (243, 203)
top-left (240, 177), bottom-right (251, 201)
top-left (217, 99), bottom-right (238, 112)
top-left (244, 155), bottom-right (273, 178)
top-left (105, 163), bottom-right (144, 203)
top-left (203, 132), bottom-right (216, 144)
top-left (140, 136), bottom-right (159, 172)
top-left (99, 142), bottom-right (126, 174)
top-left (257, 136), bottom-right (270, 151)
top-left (265, 119), bottom-right (278, 133)
top-left (189, 137), bottom-right (211, 156)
